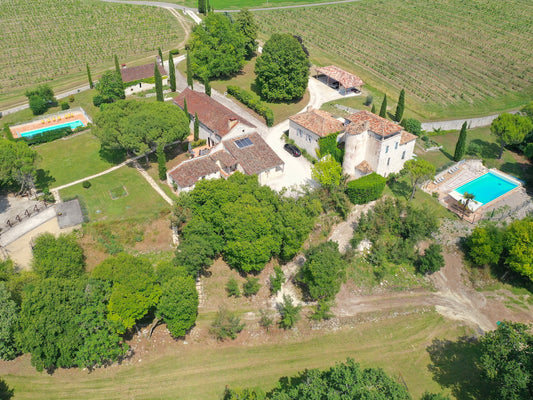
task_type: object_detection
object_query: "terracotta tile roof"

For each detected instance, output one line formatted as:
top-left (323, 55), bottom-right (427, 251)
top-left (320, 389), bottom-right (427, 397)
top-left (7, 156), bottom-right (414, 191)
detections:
top-left (346, 110), bottom-right (403, 137)
top-left (316, 65), bottom-right (364, 88)
top-left (289, 108), bottom-right (344, 138)
top-left (209, 150), bottom-right (237, 168)
top-left (173, 88), bottom-right (255, 137)
top-left (168, 156), bottom-right (219, 189)
top-left (120, 62), bottom-right (166, 83)
top-left (400, 131), bottom-right (417, 145)
top-left (224, 132), bottom-right (284, 175)
top-left (355, 161), bottom-right (374, 174)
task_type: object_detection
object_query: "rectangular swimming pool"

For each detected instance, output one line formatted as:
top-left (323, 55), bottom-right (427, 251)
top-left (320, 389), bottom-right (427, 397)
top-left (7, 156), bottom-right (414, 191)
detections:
top-left (454, 171), bottom-right (520, 205)
top-left (19, 120), bottom-right (85, 138)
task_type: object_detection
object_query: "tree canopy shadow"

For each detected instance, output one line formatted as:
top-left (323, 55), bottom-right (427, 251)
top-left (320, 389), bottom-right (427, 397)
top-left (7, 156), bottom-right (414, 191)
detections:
top-left (0, 377), bottom-right (14, 400)
top-left (469, 139), bottom-right (500, 159)
top-left (388, 179), bottom-right (411, 200)
top-left (34, 169), bottom-right (56, 191)
top-left (98, 146), bottom-right (127, 164)
top-left (426, 336), bottom-right (490, 400)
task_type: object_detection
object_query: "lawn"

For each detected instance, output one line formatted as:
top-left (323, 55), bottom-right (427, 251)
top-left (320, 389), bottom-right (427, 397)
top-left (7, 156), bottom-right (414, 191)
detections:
top-left (0, 0), bottom-right (185, 110)
top-left (1, 311), bottom-right (474, 400)
top-left (255, 0), bottom-right (533, 119)
top-left (59, 165), bottom-right (170, 221)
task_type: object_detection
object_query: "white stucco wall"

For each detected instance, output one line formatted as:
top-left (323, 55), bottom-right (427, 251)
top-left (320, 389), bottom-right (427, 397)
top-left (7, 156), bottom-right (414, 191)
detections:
top-left (288, 121), bottom-right (320, 158)
top-left (257, 165), bottom-right (284, 184)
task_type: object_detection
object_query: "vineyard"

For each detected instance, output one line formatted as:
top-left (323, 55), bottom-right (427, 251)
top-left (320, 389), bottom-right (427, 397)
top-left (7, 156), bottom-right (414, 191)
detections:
top-left (134, 0), bottom-right (332, 9)
top-left (0, 0), bottom-right (184, 106)
top-left (256, 0), bottom-right (533, 118)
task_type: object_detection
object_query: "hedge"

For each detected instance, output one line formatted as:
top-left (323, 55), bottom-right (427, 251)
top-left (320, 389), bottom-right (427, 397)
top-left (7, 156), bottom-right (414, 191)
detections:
top-left (318, 132), bottom-right (343, 162)
top-left (227, 85), bottom-right (274, 127)
top-left (345, 173), bottom-right (386, 204)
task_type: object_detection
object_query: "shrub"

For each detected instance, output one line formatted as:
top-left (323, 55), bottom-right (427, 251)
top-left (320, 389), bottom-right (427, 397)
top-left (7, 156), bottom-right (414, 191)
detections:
top-left (243, 277), bottom-right (260, 297)
top-left (345, 173), bottom-right (386, 204)
top-left (417, 243), bottom-right (445, 274)
top-left (226, 278), bottom-right (241, 297)
top-left (210, 307), bottom-right (245, 340)
top-left (401, 118), bottom-right (422, 136)
top-left (278, 294), bottom-right (301, 329)
top-left (60, 101), bottom-right (70, 110)
top-left (169, 49), bottom-right (180, 55)
top-left (364, 95), bottom-right (373, 106)
top-left (191, 139), bottom-right (206, 148)
top-left (269, 265), bottom-right (284, 295)
top-left (93, 94), bottom-right (104, 107)
top-left (82, 180), bottom-right (91, 189)
top-left (258, 309), bottom-right (273, 331)
top-left (29, 95), bottom-right (47, 115)
top-left (318, 132), bottom-right (343, 162)
top-left (68, 95), bottom-right (75, 103)
top-left (227, 85), bottom-right (274, 127)
top-left (23, 127), bottom-right (75, 145)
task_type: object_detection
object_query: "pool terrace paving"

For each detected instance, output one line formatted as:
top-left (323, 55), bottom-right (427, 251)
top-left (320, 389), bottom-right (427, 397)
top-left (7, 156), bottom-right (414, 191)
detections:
top-left (9, 107), bottom-right (91, 138)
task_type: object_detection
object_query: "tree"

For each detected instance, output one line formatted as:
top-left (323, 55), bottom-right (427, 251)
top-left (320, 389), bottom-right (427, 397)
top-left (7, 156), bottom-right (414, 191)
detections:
top-left (417, 243), bottom-right (445, 274)
top-left (0, 283), bottom-right (18, 360)
top-left (204, 77), bottom-right (211, 96)
top-left (269, 265), bottom-right (284, 295)
top-left (114, 54), bottom-right (121, 77)
top-left (183, 98), bottom-right (190, 121)
top-left (226, 278), bottom-right (241, 297)
top-left (154, 63), bottom-right (164, 102)
top-left (93, 100), bottom-right (189, 156)
top-left (402, 118), bottom-right (422, 136)
top-left (0, 378), bottom-right (14, 400)
top-left (186, 51), bottom-right (193, 89)
top-left (25, 84), bottom-right (55, 115)
top-left (193, 112), bottom-right (199, 141)
top-left (157, 275), bottom-right (198, 338)
top-left (395, 89), bottom-right (405, 122)
top-left (491, 113), bottom-right (533, 159)
top-left (198, 0), bottom-right (206, 14)
top-left (86, 63), bottom-right (94, 89)
top-left (461, 192), bottom-right (475, 219)
top-left (503, 218), bottom-right (533, 281)
top-left (32, 233), bottom-right (85, 279)
top-left (235, 9), bottom-right (258, 59)
top-left (0, 140), bottom-right (38, 196)
top-left (243, 277), bottom-right (260, 297)
top-left (210, 307), bottom-right (245, 340)
top-left (371, 103), bottom-right (376, 114)
top-left (255, 33), bottom-right (310, 102)
top-left (28, 95), bottom-right (47, 115)
top-left (92, 254), bottom-right (162, 334)
top-left (454, 121), bottom-right (468, 161)
top-left (420, 393), bottom-right (451, 400)
top-left (188, 14), bottom-right (246, 80)
top-left (466, 224), bottom-right (504, 266)
top-left (479, 321), bottom-right (533, 400)
top-left (168, 52), bottom-right (176, 92)
top-left (278, 294), bottom-right (301, 329)
top-left (94, 70), bottom-right (124, 105)
top-left (379, 94), bottom-right (388, 118)
top-left (157, 144), bottom-right (167, 180)
top-left (157, 47), bottom-right (163, 63)
top-left (403, 159), bottom-right (436, 201)
top-left (311, 155), bottom-right (344, 188)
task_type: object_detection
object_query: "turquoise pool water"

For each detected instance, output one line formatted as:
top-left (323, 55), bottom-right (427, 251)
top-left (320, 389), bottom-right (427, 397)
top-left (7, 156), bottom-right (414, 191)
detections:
top-left (19, 120), bottom-right (85, 138)
top-left (455, 172), bottom-right (519, 204)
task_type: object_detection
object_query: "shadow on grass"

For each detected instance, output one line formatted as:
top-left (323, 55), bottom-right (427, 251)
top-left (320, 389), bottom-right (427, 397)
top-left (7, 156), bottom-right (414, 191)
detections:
top-left (469, 139), bottom-right (500, 159)
top-left (427, 336), bottom-right (490, 400)
top-left (388, 179), bottom-right (411, 200)
top-left (98, 146), bottom-right (127, 164)
top-left (35, 169), bottom-right (56, 191)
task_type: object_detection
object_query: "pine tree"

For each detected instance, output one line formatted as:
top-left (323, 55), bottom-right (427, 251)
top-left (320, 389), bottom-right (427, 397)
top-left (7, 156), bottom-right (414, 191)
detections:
top-left (186, 52), bottom-right (193, 89)
top-left (183, 98), bottom-right (190, 122)
top-left (194, 112), bottom-right (199, 141)
top-left (154, 63), bottom-right (164, 102)
top-left (379, 94), bottom-right (387, 118)
top-left (157, 144), bottom-right (167, 180)
top-left (371, 104), bottom-right (376, 114)
top-left (86, 64), bottom-right (93, 89)
top-left (204, 78), bottom-right (211, 96)
top-left (454, 121), bottom-right (468, 161)
top-left (395, 89), bottom-right (405, 122)
top-left (168, 52), bottom-right (176, 92)
top-left (114, 55), bottom-right (121, 79)
top-left (158, 47), bottom-right (163, 64)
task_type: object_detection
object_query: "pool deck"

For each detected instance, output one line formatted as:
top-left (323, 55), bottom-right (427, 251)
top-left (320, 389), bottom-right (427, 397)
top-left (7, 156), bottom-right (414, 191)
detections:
top-left (9, 107), bottom-right (91, 139)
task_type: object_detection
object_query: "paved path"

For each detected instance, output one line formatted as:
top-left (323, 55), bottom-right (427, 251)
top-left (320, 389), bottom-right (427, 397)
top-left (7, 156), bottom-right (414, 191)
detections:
top-left (0, 206), bottom-right (56, 247)
top-left (421, 114), bottom-right (507, 132)
top-left (132, 160), bottom-right (174, 205)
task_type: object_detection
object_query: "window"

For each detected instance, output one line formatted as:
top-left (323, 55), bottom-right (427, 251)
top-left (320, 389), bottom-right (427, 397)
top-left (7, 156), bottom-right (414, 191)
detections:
top-left (385, 145), bottom-right (389, 153)
top-left (402, 151), bottom-right (406, 160)
top-left (297, 128), bottom-right (302, 137)
top-left (395, 142), bottom-right (398, 150)
top-left (387, 157), bottom-right (390, 166)
top-left (306, 134), bottom-right (311, 142)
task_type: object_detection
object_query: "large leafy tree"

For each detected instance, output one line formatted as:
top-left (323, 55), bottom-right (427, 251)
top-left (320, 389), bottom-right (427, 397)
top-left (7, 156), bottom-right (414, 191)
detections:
top-left (491, 113), bottom-right (532, 159)
top-left (235, 9), bottom-right (258, 59)
top-left (503, 218), bottom-right (533, 281)
top-left (0, 140), bottom-right (38, 196)
top-left (466, 224), bottom-right (504, 266)
top-left (188, 14), bottom-right (246, 80)
top-left (157, 275), bottom-right (198, 338)
top-left (479, 321), bottom-right (533, 400)
top-left (92, 254), bottom-right (162, 334)
top-left (403, 159), bottom-right (436, 201)
top-left (255, 33), bottom-right (310, 102)
top-left (94, 70), bottom-right (125, 105)
top-left (0, 283), bottom-right (18, 360)
top-left (93, 100), bottom-right (189, 156)
top-left (311, 154), bottom-right (344, 188)
top-left (25, 84), bottom-right (55, 115)
top-left (32, 233), bottom-right (85, 279)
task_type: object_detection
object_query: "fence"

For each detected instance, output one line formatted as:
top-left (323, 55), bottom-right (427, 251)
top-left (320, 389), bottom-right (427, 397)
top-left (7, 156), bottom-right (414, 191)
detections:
top-left (1, 201), bottom-right (51, 234)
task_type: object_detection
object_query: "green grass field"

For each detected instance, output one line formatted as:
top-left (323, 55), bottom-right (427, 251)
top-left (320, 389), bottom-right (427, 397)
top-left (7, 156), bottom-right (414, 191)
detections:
top-left (59, 166), bottom-right (169, 221)
top-left (1, 311), bottom-right (475, 400)
top-left (256, 0), bottom-right (533, 119)
top-left (133, 0), bottom-right (338, 9)
top-left (0, 0), bottom-right (185, 109)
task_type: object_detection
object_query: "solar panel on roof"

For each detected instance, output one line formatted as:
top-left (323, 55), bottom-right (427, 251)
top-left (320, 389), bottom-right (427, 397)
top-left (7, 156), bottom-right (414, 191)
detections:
top-left (235, 137), bottom-right (253, 149)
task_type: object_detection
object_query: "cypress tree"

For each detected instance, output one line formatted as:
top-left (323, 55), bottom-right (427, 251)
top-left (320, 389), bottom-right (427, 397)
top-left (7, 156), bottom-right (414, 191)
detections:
top-left (454, 121), bottom-right (468, 161)
top-left (154, 63), bottom-right (164, 102)
top-left (183, 98), bottom-right (190, 122)
top-left (371, 104), bottom-right (376, 114)
top-left (395, 89), bottom-right (405, 122)
top-left (168, 52), bottom-right (176, 92)
top-left (198, 0), bottom-right (206, 14)
top-left (194, 112), bottom-right (199, 141)
top-left (204, 78), bottom-right (211, 96)
top-left (379, 94), bottom-right (387, 118)
top-left (157, 144), bottom-right (167, 180)
top-left (114, 55), bottom-right (121, 78)
top-left (158, 47), bottom-right (163, 64)
top-left (186, 52), bottom-right (193, 89)
top-left (207, 0), bottom-right (211, 13)
top-left (86, 64), bottom-right (93, 89)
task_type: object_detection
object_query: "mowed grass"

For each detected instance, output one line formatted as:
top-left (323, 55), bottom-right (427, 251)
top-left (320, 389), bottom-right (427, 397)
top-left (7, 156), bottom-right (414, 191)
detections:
top-left (59, 166), bottom-right (169, 221)
top-left (255, 0), bottom-right (533, 119)
top-left (1, 312), bottom-right (474, 400)
top-left (0, 0), bottom-right (184, 109)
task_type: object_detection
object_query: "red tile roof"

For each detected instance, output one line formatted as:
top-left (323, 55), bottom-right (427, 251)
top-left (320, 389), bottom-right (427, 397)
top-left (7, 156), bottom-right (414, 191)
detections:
top-left (120, 62), bottom-right (166, 83)
top-left (400, 131), bottom-right (417, 145)
top-left (168, 156), bottom-right (220, 189)
top-left (289, 108), bottom-right (344, 138)
top-left (223, 132), bottom-right (284, 175)
top-left (209, 150), bottom-right (237, 168)
top-left (355, 161), bottom-right (373, 174)
top-left (346, 110), bottom-right (403, 137)
top-left (173, 88), bottom-right (255, 137)
top-left (316, 65), bottom-right (364, 89)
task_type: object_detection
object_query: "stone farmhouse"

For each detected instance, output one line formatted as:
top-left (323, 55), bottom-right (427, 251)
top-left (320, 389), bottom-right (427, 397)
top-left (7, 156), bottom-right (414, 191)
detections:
top-left (173, 88), bottom-right (256, 147)
top-left (120, 57), bottom-right (167, 92)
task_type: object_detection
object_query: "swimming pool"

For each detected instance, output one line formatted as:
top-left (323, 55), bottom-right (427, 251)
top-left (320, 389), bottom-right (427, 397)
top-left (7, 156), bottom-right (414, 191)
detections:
top-left (453, 171), bottom-right (520, 205)
top-left (19, 120), bottom-right (85, 138)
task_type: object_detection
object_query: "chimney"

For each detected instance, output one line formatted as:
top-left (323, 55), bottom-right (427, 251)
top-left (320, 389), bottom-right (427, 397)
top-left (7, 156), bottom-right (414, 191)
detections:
top-left (307, 106), bottom-right (313, 112)
top-left (363, 121), bottom-right (370, 131)
top-left (228, 118), bottom-right (238, 130)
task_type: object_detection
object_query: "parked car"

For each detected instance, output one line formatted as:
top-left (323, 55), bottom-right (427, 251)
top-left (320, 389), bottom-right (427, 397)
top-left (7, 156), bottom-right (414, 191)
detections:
top-left (284, 143), bottom-right (301, 157)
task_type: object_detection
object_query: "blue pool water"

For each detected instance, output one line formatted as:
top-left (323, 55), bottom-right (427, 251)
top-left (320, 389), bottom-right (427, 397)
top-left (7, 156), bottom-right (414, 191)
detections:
top-left (19, 120), bottom-right (85, 138)
top-left (455, 172), bottom-right (519, 204)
